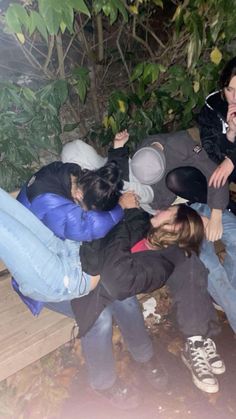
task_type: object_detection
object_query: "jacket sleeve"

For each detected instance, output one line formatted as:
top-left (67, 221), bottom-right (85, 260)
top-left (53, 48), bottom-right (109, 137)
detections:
top-left (30, 194), bottom-right (124, 241)
top-left (198, 106), bottom-right (228, 165)
top-left (107, 146), bottom-right (130, 180)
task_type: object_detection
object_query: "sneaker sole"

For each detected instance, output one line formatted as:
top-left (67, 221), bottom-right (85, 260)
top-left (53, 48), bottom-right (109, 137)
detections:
top-left (181, 354), bottom-right (219, 394)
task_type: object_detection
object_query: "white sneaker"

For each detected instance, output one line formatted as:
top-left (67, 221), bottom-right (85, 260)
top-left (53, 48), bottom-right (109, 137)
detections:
top-left (203, 338), bottom-right (226, 375)
top-left (181, 336), bottom-right (219, 393)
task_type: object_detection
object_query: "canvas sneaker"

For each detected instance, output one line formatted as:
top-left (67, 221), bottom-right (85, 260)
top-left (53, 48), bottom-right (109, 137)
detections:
top-left (203, 338), bottom-right (226, 375)
top-left (181, 336), bottom-right (219, 394)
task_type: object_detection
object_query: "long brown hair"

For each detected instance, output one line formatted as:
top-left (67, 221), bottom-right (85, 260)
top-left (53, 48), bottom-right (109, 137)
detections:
top-left (147, 204), bottom-right (204, 256)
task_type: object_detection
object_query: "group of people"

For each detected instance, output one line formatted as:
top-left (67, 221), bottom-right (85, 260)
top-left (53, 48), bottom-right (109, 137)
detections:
top-left (1, 56), bottom-right (236, 409)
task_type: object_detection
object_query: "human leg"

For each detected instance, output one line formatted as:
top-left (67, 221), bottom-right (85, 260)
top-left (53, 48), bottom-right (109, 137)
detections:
top-left (167, 252), bottom-right (224, 393)
top-left (0, 209), bottom-right (90, 301)
top-left (81, 306), bottom-right (115, 390)
top-left (166, 167), bottom-right (207, 204)
top-left (112, 296), bottom-right (168, 390)
top-left (111, 297), bottom-right (154, 362)
top-left (0, 187), bottom-right (61, 253)
top-left (221, 209), bottom-right (236, 288)
top-left (191, 203), bottom-right (236, 334)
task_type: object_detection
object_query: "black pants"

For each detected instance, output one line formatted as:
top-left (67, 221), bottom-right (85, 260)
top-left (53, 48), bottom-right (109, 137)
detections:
top-left (166, 166), bottom-right (236, 215)
top-left (166, 253), bottom-right (220, 338)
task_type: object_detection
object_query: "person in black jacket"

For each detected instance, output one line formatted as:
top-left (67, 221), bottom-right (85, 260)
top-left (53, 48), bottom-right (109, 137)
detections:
top-left (198, 56), bottom-right (236, 193)
top-left (48, 204), bottom-right (224, 403)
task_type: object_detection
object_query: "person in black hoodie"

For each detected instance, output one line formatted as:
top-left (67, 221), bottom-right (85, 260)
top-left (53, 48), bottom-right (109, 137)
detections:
top-left (198, 57), bottom-right (236, 198)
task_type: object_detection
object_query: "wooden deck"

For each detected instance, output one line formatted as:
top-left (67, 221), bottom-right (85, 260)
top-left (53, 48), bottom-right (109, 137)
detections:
top-left (0, 266), bottom-right (74, 382)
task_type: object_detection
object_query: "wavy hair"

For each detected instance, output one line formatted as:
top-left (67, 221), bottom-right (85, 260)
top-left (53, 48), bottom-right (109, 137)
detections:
top-left (147, 204), bottom-right (204, 256)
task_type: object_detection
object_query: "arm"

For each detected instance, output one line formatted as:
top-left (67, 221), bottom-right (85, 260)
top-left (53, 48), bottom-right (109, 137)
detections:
top-left (107, 130), bottom-right (130, 180)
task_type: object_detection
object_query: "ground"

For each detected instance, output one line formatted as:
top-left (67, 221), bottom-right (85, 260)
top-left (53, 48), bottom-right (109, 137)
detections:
top-left (0, 289), bottom-right (236, 419)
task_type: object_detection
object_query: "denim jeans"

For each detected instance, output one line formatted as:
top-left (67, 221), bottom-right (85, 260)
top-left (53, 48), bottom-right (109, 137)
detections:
top-left (191, 203), bottom-right (236, 332)
top-left (82, 297), bottom-right (154, 390)
top-left (0, 187), bottom-right (91, 301)
top-left (46, 297), bottom-right (154, 390)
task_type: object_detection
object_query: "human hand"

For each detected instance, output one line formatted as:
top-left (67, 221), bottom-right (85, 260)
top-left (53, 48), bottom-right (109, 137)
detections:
top-left (118, 191), bottom-right (140, 209)
top-left (208, 158), bottom-right (234, 188)
top-left (226, 104), bottom-right (236, 141)
top-left (205, 209), bottom-right (223, 241)
top-left (113, 129), bottom-right (129, 149)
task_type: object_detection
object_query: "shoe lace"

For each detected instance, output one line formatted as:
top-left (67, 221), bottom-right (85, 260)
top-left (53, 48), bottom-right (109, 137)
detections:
top-left (190, 346), bottom-right (211, 377)
top-left (203, 338), bottom-right (218, 361)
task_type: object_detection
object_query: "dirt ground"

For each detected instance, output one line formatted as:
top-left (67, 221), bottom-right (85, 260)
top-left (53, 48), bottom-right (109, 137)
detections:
top-left (58, 315), bottom-right (236, 419)
top-left (1, 298), bottom-right (235, 419)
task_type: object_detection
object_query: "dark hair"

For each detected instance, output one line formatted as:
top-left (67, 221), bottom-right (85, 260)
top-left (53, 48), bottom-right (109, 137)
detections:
top-left (77, 162), bottom-right (123, 211)
top-left (147, 204), bottom-right (204, 256)
top-left (219, 57), bottom-right (236, 89)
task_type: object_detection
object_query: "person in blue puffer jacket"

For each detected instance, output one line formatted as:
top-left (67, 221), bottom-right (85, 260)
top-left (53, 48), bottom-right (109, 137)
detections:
top-left (4, 161), bottom-right (138, 314)
top-left (17, 161), bottom-right (127, 241)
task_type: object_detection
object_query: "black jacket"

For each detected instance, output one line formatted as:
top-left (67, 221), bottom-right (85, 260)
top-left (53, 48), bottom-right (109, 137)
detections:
top-left (198, 91), bottom-right (236, 170)
top-left (71, 209), bottom-right (187, 337)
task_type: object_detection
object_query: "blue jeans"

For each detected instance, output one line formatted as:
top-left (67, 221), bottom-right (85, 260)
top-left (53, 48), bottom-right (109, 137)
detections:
top-left (46, 297), bottom-right (154, 390)
top-left (191, 203), bottom-right (236, 332)
top-left (0, 187), bottom-right (91, 301)
top-left (82, 297), bottom-right (154, 390)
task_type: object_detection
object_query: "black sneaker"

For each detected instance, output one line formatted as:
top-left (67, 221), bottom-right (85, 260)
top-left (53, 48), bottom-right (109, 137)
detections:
top-left (96, 379), bottom-right (141, 410)
top-left (140, 356), bottom-right (168, 391)
top-left (203, 338), bottom-right (226, 375)
top-left (181, 336), bottom-right (219, 393)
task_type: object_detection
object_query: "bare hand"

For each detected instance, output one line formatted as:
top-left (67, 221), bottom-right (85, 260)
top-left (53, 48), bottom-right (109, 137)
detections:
top-left (119, 191), bottom-right (139, 209)
top-left (205, 209), bottom-right (223, 242)
top-left (209, 158), bottom-right (234, 188)
top-left (226, 104), bottom-right (236, 141)
top-left (114, 129), bottom-right (129, 149)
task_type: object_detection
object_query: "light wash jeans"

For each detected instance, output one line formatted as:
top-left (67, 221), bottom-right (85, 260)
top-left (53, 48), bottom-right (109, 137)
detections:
top-left (191, 202), bottom-right (236, 332)
top-left (46, 297), bottom-right (153, 390)
top-left (0, 187), bottom-right (91, 301)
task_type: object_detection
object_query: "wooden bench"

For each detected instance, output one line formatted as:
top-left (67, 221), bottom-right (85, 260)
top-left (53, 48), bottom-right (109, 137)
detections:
top-left (0, 192), bottom-right (74, 382)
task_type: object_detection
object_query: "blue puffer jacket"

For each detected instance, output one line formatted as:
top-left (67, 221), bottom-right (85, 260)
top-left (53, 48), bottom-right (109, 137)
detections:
top-left (13, 162), bottom-right (124, 315)
top-left (17, 185), bottom-right (123, 242)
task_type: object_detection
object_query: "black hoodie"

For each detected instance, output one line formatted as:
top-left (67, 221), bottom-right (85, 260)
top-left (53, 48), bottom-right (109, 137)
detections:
top-left (198, 91), bottom-right (236, 172)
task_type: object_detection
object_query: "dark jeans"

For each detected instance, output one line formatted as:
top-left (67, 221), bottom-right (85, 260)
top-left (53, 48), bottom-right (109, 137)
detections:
top-left (45, 296), bottom-right (154, 390)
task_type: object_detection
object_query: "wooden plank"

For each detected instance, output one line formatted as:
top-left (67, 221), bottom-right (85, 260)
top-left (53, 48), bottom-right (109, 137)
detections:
top-left (0, 273), bottom-right (74, 382)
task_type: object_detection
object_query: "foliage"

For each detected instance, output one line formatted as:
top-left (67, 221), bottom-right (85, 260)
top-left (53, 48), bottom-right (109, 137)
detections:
top-left (1, 0), bottom-right (236, 171)
top-left (0, 80), bottom-right (68, 191)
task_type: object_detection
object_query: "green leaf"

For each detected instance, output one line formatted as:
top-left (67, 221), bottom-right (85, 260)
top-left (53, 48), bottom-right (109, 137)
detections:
top-left (38, 0), bottom-right (61, 34)
top-left (53, 80), bottom-right (69, 105)
top-left (130, 63), bottom-right (144, 82)
top-left (30, 11), bottom-right (48, 42)
top-left (22, 87), bottom-right (37, 103)
top-left (152, 0), bottom-right (163, 8)
top-left (61, 4), bottom-right (74, 33)
top-left (69, 0), bottom-right (91, 17)
top-left (72, 66), bottom-right (90, 103)
top-left (5, 4), bottom-right (23, 33)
